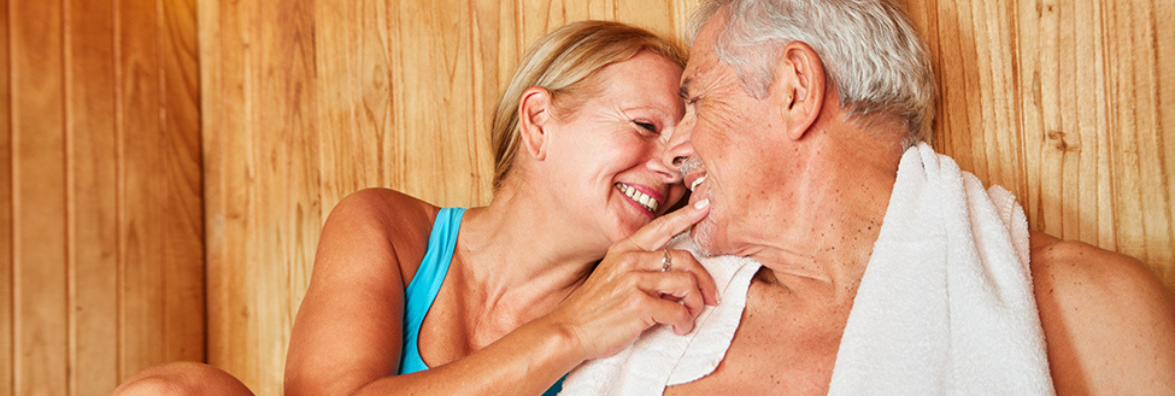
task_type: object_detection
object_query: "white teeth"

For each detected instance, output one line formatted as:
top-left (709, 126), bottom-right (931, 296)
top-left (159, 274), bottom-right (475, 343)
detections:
top-left (615, 183), bottom-right (659, 212)
top-left (690, 175), bottom-right (708, 192)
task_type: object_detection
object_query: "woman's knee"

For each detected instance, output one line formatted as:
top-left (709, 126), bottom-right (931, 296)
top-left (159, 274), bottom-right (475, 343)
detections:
top-left (112, 361), bottom-right (253, 396)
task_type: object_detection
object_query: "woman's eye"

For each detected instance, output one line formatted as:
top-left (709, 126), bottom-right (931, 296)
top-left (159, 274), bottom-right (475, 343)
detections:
top-left (634, 121), bottom-right (657, 134)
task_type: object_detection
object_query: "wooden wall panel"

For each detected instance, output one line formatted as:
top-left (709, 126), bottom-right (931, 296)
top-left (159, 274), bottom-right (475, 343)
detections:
top-left (201, 0), bottom-right (1175, 393)
top-left (118, 0), bottom-right (168, 379)
top-left (200, 0), bottom-right (255, 389)
top-left (11, 0), bottom-right (69, 394)
top-left (158, 0), bottom-right (203, 367)
top-left (1160, 0), bottom-right (1175, 283)
top-left (0, 0), bottom-right (12, 394)
top-left (2, 0), bottom-right (203, 394)
top-left (65, 0), bottom-right (119, 393)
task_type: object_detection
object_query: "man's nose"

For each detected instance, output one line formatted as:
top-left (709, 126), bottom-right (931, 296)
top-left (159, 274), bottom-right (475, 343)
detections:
top-left (662, 117), bottom-right (697, 175)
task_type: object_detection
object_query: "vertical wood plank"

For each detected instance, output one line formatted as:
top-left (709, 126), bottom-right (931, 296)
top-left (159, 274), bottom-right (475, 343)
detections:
top-left (393, 0), bottom-right (486, 207)
top-left (469, 0), bottom-right (510, 207)
top-left (0, 0), bottom-right (12, 393)
top-left (929, 0), bottom-right (980, 181)
top-left (314, 0), bottom-right (388, 211)
top-left (1154, 0), bottom-right (1175, 287)
top-left (518, 0), bottom-right (612, 55)
top-left (116, 0), bottom-right (167, 378)
top-left (1013, 0), bottom-right (1049, 242)
top-left (202, 0), bottom-right (259, 389)
top-left (63, 0), bottom-right (119, 393)
top-left (615, 0), bottom-right (676, 39)
top-left (1104, 0), bottom-right (1173, 283)
top-left (158, 0), bottom-right (204, 366)
top-left (1065, 0), bottom-right (1110, 247)
top-left (490, 0), bottom-right (521, 110)
top-left (10, 0), bottom-right (69, 393)
top-left (930, 0), bottom-right (1027, 203)
top-left (249, 0), bottom-right (319, 393)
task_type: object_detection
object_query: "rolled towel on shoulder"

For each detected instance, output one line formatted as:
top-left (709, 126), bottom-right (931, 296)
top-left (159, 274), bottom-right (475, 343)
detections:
top-left (827, 143), bottom-right (1053, 395)
top-left (559, 235), bottom-right (760, 396)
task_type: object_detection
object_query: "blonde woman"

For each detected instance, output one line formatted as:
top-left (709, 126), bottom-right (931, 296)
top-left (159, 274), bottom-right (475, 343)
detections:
top-left (115, 21), bottom-right (717, 396)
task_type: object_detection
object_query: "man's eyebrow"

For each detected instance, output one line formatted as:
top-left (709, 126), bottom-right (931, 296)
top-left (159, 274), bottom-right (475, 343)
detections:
top-left (679, 78), bottom-right (692, 99)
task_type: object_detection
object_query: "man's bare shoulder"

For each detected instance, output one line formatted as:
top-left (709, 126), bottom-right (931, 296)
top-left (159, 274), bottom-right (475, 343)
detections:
top-left (1028, 230), bottom-right (1173, 315)
top-left (1028, 230), bottom-right (1175, 394)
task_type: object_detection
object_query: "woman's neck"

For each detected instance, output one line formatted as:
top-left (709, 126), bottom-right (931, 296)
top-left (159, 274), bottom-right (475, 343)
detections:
top-left (450, 186), bottom-right (603, 325)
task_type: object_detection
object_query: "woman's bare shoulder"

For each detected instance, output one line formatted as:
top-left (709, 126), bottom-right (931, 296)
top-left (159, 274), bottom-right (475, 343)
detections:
top-left (288, 189), bottom-right (443, 395)
top-left (322, 188), bottom-right (441, 279)
top-left (330, 188), bottom-right (440, 230)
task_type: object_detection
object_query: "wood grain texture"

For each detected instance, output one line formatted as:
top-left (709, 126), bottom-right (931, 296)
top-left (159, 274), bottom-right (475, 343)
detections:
top-left (197, 0), bottom-right (1175, 393)
top-left (117, 0), bottom-right (168, 379)
top-left (65, 0), bottom-right (119, 393)
top-left (1, 0), bottom-right (203, 394)
top-left (201, 0), bottom-right (255, 390)
top-left (158, 0), bottom-right (203, 369)
top-left (113, 0), bottom-right (204, 380)
top-left (11, 0), bottom-right (69, 394)
top-left (0, 0), bottom-right (12, 394)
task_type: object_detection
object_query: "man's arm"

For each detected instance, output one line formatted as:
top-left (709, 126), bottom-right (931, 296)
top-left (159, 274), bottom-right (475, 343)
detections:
top-left (1030, 230), bottom-right (1175, 395)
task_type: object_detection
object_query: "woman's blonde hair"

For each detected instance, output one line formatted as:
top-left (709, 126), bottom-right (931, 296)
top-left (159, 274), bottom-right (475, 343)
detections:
top-left (491, 21), bottom-right (687, 192)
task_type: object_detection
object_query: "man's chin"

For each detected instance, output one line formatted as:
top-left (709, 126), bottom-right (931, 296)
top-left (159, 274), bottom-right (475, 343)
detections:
top-left (687, 223), bottom-right (720, 258)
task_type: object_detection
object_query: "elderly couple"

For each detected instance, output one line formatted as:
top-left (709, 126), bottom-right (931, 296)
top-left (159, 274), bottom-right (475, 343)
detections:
top-left (117, 0), bottom-right (1175, 395)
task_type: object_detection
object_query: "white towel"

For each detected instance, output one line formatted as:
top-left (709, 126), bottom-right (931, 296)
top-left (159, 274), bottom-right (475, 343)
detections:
top-left (559, 234), bottom-right (761, 396)
top-left (827, 143), bottom-right (1054, 395)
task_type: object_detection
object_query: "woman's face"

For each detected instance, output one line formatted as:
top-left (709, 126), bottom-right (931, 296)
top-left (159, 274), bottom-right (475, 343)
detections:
top-left (542, 51), bottom-right (687, 244)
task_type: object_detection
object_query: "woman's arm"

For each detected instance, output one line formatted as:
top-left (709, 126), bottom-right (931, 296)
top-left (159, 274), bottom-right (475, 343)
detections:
top-left (285, 190), bottom-right (717, 396)
top-left (284, 188), bottom-right (434, 395)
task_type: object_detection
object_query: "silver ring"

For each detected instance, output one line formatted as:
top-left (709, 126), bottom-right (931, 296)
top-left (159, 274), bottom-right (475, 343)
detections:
top-left (661, 249), bottom-right (672, 272)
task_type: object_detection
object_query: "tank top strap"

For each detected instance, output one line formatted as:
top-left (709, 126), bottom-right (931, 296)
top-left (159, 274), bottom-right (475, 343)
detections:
top-left (399, 207), bottom-right (465, 374)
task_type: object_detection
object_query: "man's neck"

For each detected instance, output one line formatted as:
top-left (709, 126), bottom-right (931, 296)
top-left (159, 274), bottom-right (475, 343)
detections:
top-left (744, 125), bottom-right (904, 303)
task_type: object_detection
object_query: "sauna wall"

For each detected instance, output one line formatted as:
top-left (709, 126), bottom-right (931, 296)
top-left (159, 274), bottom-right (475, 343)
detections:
top-left (0, 0), bottom-right (203, 395)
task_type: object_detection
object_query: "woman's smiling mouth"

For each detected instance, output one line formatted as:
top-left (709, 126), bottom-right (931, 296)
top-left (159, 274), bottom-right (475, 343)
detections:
top-left (614, 182), bottom-right (660, 212)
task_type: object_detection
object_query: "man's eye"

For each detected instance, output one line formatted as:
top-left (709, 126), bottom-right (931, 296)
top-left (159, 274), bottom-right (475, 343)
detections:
top-left (634, 121), bottom-right (657, 133)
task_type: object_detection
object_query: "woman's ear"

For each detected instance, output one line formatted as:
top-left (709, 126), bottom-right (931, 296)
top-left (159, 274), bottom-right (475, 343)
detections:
top-left (772, 41), bottom-right (826, 141)
top-left (518, 86), bottom-right (554, 161)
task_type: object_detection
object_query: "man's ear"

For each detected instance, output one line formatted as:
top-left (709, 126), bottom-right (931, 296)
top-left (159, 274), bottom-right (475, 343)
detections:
top-left (518, 86), bottom-right (554, 161)
top-left (772, 41), bottom-right (826, 141)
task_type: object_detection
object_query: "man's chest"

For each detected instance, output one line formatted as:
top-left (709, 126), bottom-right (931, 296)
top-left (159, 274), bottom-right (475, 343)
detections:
top-left (665, 285), bottom-right (849, 395)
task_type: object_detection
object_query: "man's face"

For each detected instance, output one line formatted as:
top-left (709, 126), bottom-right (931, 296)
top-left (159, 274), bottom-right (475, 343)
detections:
top-left (672, 12), bottom-right (793, 256)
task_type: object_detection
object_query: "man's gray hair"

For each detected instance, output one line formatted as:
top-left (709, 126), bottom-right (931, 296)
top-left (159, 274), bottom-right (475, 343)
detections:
top-left (689, 0), bottom-right (936, 147)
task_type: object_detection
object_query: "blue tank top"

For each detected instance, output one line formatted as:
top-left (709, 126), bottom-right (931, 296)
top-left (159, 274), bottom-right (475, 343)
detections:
top-left (398, 207), bottom-right (565, 395)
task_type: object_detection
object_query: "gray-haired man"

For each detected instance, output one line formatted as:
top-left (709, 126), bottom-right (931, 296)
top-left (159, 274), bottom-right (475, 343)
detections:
top-left (662, 0), bottom-right (1175, 394)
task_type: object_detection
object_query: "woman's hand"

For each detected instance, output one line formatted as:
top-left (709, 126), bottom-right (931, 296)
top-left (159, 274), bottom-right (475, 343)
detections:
top-left (543, 198), bottom-right (719, 360)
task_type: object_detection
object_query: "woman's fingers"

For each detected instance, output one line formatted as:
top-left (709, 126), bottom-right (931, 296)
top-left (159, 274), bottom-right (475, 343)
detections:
top-left (625, 198), bottom-right (710, 252)
top-left (643, 295), bottom-right (696, 335)
top-left (637, 270), bottom-right (707, 318)
top-left (666, 249), bottom-right (719, 306)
